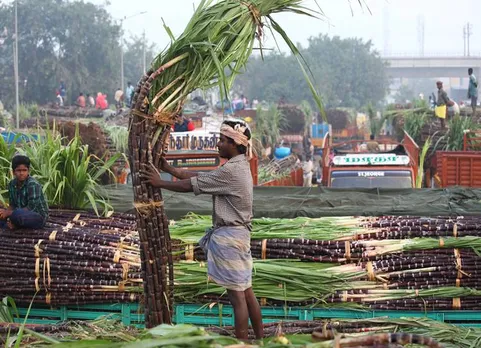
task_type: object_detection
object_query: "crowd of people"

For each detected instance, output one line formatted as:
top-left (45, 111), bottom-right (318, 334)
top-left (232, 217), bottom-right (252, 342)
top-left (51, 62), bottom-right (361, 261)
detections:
top-left (54, 81), bottom-right (137, 111)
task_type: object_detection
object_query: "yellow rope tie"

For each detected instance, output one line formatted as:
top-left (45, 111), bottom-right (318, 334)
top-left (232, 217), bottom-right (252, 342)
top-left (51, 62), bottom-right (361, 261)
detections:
top-left (118, 281), bottom-right (126, 292)
top-left (73, 213), bottom-right (81, 222)
top-left (185, 244), bottom-right (194, 261)
top-left (261, 239), bottom-right (267, 260)
top-left (133, 201), bottom-right (164, 215)
top-left (366, 262), bottom-right (375, 281)
top-left (342, 291), bottom-right (348, 302)
top-left (439, 238), bottom-right (445, 247)
top-left (122, 263), bottom-right (129, 281)
top-left (453, 298), bottom-right (461, 310)
top-left (344, 241), bottom-right (351, 261)
top-left (454, 248), bottom-right (470, 278)
top-left (113, 250), bottom-right (121, 263)
top-left (453, 223), bottom-right (458, 238)
top-left (43, 257), bottom-right (51, 290)
top-left (62, 222), bottom-right (74, 232)
top-left (334, 334), bottom-right (341, 348)
top-left (45, 293), bottom-right (51, 305)
top-left (35, 258), bottom-right (40, 279)
top-left (34, 278), bottom-right (40, 292)
top-left (34, 240), bottom-right (43, 258)
top-left (152, 110), bottom-right (176, 126)
top-left (49, 230), bottom-right (58, 241)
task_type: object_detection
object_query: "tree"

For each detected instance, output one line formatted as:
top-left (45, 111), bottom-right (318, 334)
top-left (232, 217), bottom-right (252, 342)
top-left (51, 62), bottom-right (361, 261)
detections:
top-left (394, 85), bottom-right (415, 104)
top-left (234, 35), bottom-right (389, 109)
top-left (123, 35), bottom-right (157, 88)
top-left (0, 0), bottom-right (121, 107)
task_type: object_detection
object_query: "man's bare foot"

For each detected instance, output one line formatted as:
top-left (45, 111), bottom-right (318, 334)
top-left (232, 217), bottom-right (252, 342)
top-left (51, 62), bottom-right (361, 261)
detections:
top-left (7, 220), bottom-right (16, 230)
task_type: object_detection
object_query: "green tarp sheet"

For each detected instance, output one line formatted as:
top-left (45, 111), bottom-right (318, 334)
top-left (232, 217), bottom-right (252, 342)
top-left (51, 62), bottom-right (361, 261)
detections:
top-left (104, 185), bottom-right (481, 219)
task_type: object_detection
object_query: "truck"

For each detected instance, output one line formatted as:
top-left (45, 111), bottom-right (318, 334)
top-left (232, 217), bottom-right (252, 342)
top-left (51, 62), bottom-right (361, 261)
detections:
top-left (429, 130), bottom-right (481, 188)
top-left (320, 132), bottom-right (419, 189)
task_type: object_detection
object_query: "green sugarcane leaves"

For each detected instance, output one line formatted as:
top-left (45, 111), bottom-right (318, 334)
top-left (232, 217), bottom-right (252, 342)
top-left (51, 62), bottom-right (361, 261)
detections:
top-left (150, 0), bottom-right (326, 115)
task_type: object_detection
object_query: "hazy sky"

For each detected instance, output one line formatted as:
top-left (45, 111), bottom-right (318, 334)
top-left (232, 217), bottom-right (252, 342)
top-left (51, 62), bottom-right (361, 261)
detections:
top-left (90, 0), bottom-right (480, 57)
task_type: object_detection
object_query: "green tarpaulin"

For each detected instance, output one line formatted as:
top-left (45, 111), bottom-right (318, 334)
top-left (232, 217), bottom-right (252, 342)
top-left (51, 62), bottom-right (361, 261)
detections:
top-left (104, 185), bottom-right (481, 219)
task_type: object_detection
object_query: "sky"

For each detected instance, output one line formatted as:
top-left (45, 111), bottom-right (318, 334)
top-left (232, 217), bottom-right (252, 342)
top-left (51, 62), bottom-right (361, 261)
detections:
top-left (90, 0), bottom-right (481, 57)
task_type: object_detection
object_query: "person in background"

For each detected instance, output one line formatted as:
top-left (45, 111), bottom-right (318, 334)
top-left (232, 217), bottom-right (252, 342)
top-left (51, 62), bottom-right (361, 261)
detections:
top-left (103, 94), bottom-right (109, 109)
top-left (366, 134), bottom-right (380, 153)
top-left (59, 81), bottom-right (67, 100)
top-left (95, 92), bottom-right (108, 110)
top-left (302, 155), bottom-right (313, 187)
top-left (114, 88), bottom-right (124, 110)
top-left (125, 82), bottom-right (135, 107)
top-left (173, 114), bottom-right (195, 132)
top-left (87, 94), bottom-right (95, 108)
top-left (76, 92), bottom-right (86, 108)
top-left (0, 155), bottom-right (49, 230)
top-left (436, 81), bottom-right (453, 128)
top-left (140, 119), bottom-right (263, 341)
top-left (55, 90), bottom-right (64, 107)
top-left (468, 68), bottom-right (478, 116)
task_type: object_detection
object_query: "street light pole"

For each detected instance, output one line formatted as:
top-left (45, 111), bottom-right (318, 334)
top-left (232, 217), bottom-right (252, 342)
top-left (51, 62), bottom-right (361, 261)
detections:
top-left (14, 0), bottom-right (19, 129)
top-left (120, 26), bottom-right (124, 90)
top-left (119, 11), bottom-right (147, 90)
top-left (142, 29), bottom-right (146, 74)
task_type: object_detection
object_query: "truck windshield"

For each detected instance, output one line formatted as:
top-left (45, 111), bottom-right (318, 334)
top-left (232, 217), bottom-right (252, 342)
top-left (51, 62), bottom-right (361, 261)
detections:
top-left (331, 170), bottom-right (412, 188)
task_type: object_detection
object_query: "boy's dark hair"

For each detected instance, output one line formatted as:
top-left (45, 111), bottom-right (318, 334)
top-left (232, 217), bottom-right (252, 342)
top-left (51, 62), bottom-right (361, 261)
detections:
top-left (222, 120), bottom-right (251, 154)
top-left (469, 68), bottom-right (473, 74)
top-left (370, 134), bottom-right (375, 140)
top-left (12, 155), bottom-right (30, 170)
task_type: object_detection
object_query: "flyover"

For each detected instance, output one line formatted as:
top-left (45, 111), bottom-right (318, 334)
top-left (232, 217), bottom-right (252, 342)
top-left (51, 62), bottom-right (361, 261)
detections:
top-left (383, 56), bottom-right (481, 79)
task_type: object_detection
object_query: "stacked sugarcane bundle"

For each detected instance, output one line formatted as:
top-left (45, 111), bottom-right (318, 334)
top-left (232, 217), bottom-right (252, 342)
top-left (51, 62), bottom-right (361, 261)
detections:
top-left (167, 214), bottom-right (481, 311)
top-left (126, 0), bottom-right (323, 328)
top-left (0, 210), bottom-right (142, 306)
top-left (211, 317), bottom-right (465, 347)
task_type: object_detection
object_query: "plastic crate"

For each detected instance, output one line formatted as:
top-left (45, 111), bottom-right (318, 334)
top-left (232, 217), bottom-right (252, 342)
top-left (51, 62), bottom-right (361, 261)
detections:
top-left (14, 303), bottom-right (143, 327)
top-left (174, 305), bottom-right (481, 328)
top-left (13, 303), bottom-right (481, 328)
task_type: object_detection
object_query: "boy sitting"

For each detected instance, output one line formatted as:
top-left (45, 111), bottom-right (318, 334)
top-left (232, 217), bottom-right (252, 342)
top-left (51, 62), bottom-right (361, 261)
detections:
top-left (0, 155), bottom-right (49, 229)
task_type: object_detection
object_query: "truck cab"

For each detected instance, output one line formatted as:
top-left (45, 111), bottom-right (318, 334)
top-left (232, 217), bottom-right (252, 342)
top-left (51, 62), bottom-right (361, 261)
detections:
top-left (163, 130), bottom-right (259, 185)
top-left (321, 132), bottom-right (419, 189)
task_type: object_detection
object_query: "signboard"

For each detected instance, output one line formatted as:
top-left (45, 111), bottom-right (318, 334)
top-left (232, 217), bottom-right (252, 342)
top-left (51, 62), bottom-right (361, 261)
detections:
top-left (358, 171), bottom-right (385, 177)
top-left (167, 157), bottom-right (220, 168)
top-left (333, 154), bottom-right (410, 166)
top-left (168, 131), bottom-right (218, 151)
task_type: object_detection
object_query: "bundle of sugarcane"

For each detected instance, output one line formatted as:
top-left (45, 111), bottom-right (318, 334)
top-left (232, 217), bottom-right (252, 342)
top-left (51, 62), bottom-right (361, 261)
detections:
top-left (178, 238), bottom-right (360, 263)
top-left (258, 155), bottom-right (300, 184)
top-left (211, 317), bottom-right (465, 347)
top-left (352, 215), bottom-right (481, 240)
top-left (173, 260), bottom-right (368, 304)
top-left (170, 213), bottom-right (363, 244)
top-left (127, 0), bottom-right (323, 328)
top-left (0, 212), bottom-right (143, 306)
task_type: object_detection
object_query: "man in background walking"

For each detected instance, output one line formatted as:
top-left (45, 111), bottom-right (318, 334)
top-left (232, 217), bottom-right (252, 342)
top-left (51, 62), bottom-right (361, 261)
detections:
top-left (468, 68), bottom-right (478, 116)
top-left (125, 82), bottom-right (135, 107)
top-left (436, 81), bottom-right (453, 129)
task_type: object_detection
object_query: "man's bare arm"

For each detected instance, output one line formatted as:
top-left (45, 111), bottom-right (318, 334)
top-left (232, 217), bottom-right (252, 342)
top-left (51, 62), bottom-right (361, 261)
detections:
top-left (159, 157), bottom-right (198, 179)
top-left (140, 165), bottom-right (194, 192)
top-left (155, 179), bottom-right (193, 192)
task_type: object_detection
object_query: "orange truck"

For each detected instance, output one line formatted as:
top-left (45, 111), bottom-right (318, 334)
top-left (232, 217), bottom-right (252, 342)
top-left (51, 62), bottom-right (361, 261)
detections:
top-left (430, 131), bottom-right (481, 188)
top-left (320, 132), bottom-right (419, 189)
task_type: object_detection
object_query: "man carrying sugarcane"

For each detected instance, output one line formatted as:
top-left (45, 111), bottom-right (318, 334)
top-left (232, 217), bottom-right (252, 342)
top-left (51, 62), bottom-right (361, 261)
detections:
top-left (0, 155), bottom-right (49, 230)
top-left (140, 119), bottom-right (263, 341)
